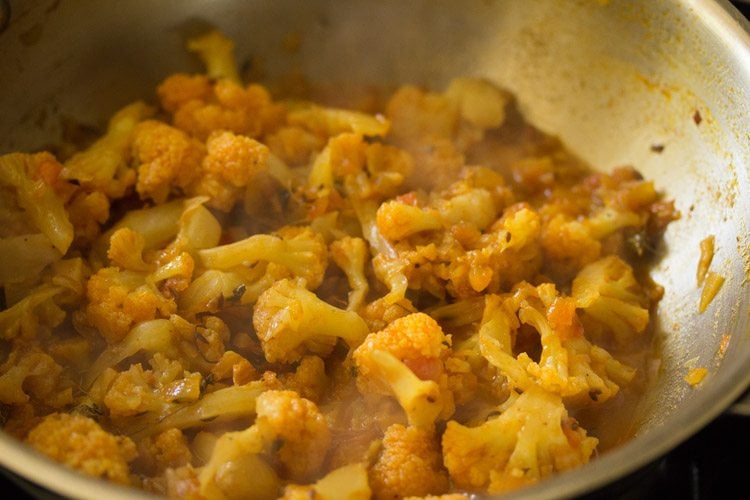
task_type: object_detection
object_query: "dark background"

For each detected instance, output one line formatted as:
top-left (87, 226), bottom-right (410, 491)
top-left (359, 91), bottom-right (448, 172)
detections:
top-left (2, 1), bottom-right (750, 499)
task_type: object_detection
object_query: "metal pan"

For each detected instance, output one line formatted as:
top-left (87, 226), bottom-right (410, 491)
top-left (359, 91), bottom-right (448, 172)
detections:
top-left (0, 0), bottom-right (749, 498)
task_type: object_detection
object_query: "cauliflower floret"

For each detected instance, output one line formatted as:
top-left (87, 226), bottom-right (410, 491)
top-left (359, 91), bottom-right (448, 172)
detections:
top-left (441, 385), bottom-right (597, 493)
top-left (84, 318), bottom-right (180, 389)
top-left (199, 390), bottom-right (330, 499)
top-left (376, 200), bottom-right (443, 241)
top-left (131, 120), bottom-right (206, 203)
top-left (186, 30), bottom-right (241, 83)
top-left (157, 73), bottom-right (213, 114)
top-left (478, 283), bottom-right (636, 406)
top-left (280, 355), bottom-right (328, 403)
top-left (199, 226), bottom-right (328, 289)
top-left (210, 350), bottom-right (258, 386)
top-left (254, 389), bottom-right (331, 480)
top-left (354, 312), bottom-right (451, 372)
top-left (289, 105), bottom-right (390, 138)
top-left (128, 382), bottom-right (274, 443)
top-left (265, 125), bottom-right (326, 166)
top-left (173, 79), bottom-right (283, 141)
top-left (177, 263), bottom-right (289, 318)
top-left (281, 463), bottom-right (371, 500)
top-left (540, 214), bottom-right (602, 282)
top-left (62, 101), bottom-right (154, 198)
top-left (0, 152), bottom-right (74, 254)
top-left (0, 347), bottom-right (73, 408)
top-left (26, 413), bottom-right (137, 484)
top-left (103, 354), bottom-right (202, 418)
top-left (189, 130), bottom-right (271, 212)
top-left (353, 313), bottom-right (454, 426)
top-left (369, 423), bottom-right (449, 500)
top-left (0, 284), bottom-right (65, 341)
top-left (83, 267), bottom-right (176, 343)
top-left (253, 278), bottom-right (369, 363)
top-left (384, 86), bottom-right (464, 192)
top-left (571, 255), bottom-right (651, 344)
top-left (371, 201), bottom-right (542, 304)
top-left (202, 131), bottom-right (269, 187)
top-left (136, 428), bottom-right (193, 474)
top-left (444, 77), bottom-right (509, 130)
top-left (446, 203), bottom-right (542, 298)
top-left (330, 236), bottom-right (370, 312)
top-left (305, 134), bottom-right (412, 219)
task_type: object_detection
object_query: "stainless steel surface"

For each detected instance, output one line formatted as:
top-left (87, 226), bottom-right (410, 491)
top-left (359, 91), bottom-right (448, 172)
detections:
top-left (1, 0), bottom-right (749, 498)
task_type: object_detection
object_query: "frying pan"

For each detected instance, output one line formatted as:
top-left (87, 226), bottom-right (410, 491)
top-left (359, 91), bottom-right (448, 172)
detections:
top-left (0, 0), bottom-right (749, 498)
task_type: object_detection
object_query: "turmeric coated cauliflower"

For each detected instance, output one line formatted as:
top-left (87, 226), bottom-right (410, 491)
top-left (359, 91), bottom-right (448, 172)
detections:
top-left (571, 255), bottom-right (652, 345)
top-left (282, 463), bottom-right (371, 500)
top-left (26, 413), bottom-right (137, 485)
top-left (369, 423), bottom-right (449, 500)
top-left (353, 313), bottom-right (455, 426)
top-left (83, 266), bottom-right (176, 343)
top-left (253, 278), bottom-right (369, 363)
top-left (199, 390), bottom-right (330, 499)
top-left (442, 385), bottom-right (597, 493)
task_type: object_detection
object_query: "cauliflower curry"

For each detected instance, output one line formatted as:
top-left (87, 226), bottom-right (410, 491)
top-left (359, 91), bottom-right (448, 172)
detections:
top-left (0, 31), bottom-right (679, 499)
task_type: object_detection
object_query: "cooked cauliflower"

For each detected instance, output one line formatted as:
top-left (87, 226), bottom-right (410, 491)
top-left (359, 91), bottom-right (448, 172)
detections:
top-left (353, 313), bottom-right (455, 426)
top-left (83, 266), bottom-right (176, 343)
top-left (253, 278), bottom-right (369, 363)
top-left (199, 390), bottom-right (330, 499)
top-left (572, 255), bottom-right (651, 344)
top-left (442, 385), bottom-right (597, 493)
top-left (369, 423), bottom-right (449, 499)
top-left (131, 119), bottom-right (205, 203)
top-left (26, 413), bottom-right (137, 484)
top-left (281, 462), bottom-right (371, 500)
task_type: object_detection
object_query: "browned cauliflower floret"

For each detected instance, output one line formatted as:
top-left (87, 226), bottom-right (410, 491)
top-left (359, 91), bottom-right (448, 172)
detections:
top-left (131, 120), bottom-right (206, 203)
top-left (199, 390), bottom-right (330, 499)
top-left (441, 385), bottom-right (597, 494)
top-left (83, 267), bottom-right (176, 343)
top-left (253, 278), bottom-right (369, 363)
top-left (353, 313), bottom-right (454, 427)
top-left (369, 423), bottom-right (449, 500)
top-left (26, 413), bottom-right (137, 484)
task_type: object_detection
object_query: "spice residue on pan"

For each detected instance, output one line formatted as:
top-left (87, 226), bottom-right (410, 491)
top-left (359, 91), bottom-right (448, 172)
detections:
top-left (685, 367), bottom-right (708, 387)
top-left (696, 234), bottom-right (715, 286)
top-left (700, 271), bottom-right (726, 313)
